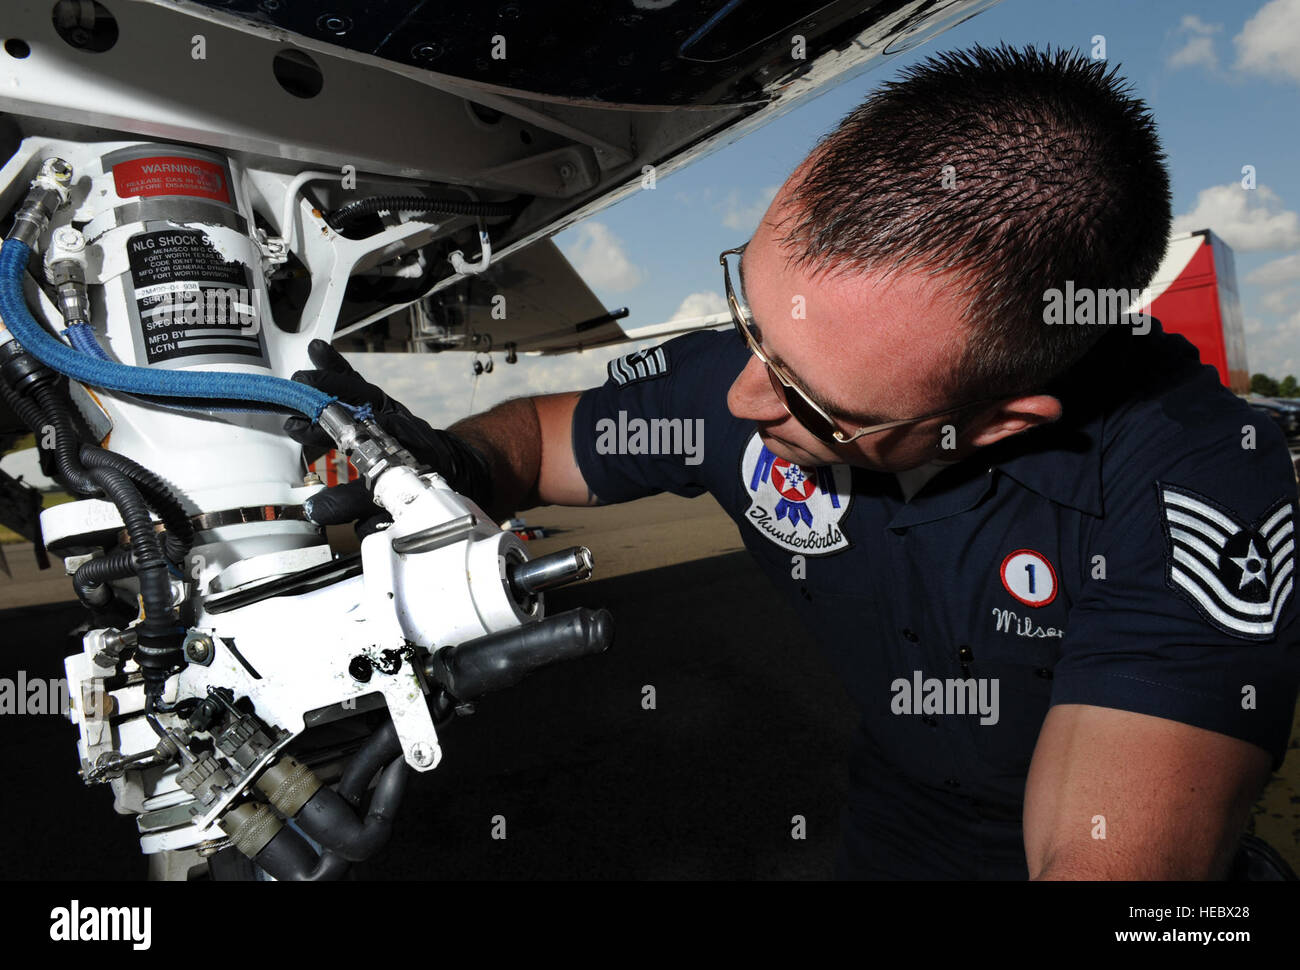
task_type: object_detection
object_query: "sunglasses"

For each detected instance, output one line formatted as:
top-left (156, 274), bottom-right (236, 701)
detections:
top-left (720, 245), bottom-right (987, 445)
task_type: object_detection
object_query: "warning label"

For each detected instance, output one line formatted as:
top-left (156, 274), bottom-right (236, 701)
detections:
top-left (127, 229), bottom-right (264, 365)
top-left (113, 156), bottom-right (231, 204)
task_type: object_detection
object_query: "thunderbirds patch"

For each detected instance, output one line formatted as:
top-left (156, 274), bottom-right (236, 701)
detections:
top-left (1158, 483), bottom-right (1295, 640)
top-left (608, 346), bottom-right (668, 386)
top-left (739, 431), bottom-right (852, 555)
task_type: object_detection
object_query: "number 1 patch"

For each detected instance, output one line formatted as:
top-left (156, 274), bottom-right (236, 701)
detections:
top-left (1000, 549), bottom-right (1057, 607)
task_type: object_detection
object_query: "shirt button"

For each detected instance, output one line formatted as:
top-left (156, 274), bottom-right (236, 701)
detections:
top-left (902, 628), bottom-right (919, 642)
top-left (1035, 667), bottom-right (1054, 679)
top-left (944, 778), bottom-right (961, 788)
top-left (958, 646), bottom-right (973, 663)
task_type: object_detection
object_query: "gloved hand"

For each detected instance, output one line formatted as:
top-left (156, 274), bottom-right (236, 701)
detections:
top-left (284, 339), bottom-right (494, 536)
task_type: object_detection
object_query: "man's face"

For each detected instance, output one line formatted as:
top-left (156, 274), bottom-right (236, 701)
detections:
top-left (725, 179), bottom-right (977, 473)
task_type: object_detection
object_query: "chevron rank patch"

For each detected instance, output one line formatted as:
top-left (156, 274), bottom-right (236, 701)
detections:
top-left (608, 346), bottom-right (668, 386)
top-left (1158, 483), bottom-right (1295, 640)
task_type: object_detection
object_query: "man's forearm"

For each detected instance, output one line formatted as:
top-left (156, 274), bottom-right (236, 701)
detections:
top-left (448, 397), bottom-right (543, 521)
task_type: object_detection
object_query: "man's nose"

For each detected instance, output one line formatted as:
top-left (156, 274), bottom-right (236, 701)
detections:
top-left (727, 355), bottom-right (786, 423)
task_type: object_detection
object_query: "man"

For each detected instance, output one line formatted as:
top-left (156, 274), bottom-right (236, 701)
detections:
top-left (287, 45), bottom-right (1300, 879)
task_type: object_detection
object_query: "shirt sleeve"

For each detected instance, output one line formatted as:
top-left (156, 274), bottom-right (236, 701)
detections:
top-left (1051, 413), bottom-right (1300, 769)
top-left (571, 329), bottom-right (744, 504)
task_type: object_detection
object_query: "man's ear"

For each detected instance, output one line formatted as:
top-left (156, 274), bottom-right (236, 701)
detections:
top-left (965, 394), bottom-right (1063, 449)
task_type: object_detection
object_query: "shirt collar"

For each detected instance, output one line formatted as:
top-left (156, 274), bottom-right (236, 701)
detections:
top-left (882, 401), bottom-right (1105, 530)
top-left (971, 318), bottom-right (1197, 519)
top-left (879, 319), bottom-right (1203, 525)
top-left (895, 323), bottom-right (1162, 522)
top-left (981, 402), bottom-right (1105, 518)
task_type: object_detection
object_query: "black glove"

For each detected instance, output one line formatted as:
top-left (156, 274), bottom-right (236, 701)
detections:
top-left (284, 339), bottom-right (495, 535)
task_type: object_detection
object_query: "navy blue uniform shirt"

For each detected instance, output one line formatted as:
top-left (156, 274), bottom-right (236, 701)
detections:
top-left (571, 322), bottom-right (1300, 879)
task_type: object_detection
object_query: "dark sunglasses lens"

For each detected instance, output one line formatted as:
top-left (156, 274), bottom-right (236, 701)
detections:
top-left (766, 365), bottom-right (837, 444)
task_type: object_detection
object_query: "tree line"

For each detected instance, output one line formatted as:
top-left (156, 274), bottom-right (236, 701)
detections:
top-left (1251, 374), bottom-right (1300, 398)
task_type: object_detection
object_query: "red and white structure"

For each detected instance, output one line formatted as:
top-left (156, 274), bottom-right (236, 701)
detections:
top-left (1137, 229), bottom-right (1248, 394)
top-left (309, 449), bottom-right (359, 487)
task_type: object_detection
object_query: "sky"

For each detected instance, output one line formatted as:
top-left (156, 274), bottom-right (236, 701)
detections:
top-left (355, 0), bottom-right (1300, 429)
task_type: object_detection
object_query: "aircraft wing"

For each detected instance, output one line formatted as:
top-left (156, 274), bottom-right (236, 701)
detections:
top-left (332, 238), bottom-right (731, 355)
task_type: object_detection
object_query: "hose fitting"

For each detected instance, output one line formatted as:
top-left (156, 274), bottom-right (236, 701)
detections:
top-left (8, 157), bottom-right (73, 247)
top-left (46, 226), bottom-right (91, 327)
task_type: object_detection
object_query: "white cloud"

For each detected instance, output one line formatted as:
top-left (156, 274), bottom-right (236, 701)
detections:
top-left (668, 290), bottom-right (727, 321)
top-left (1172, 184), bottom-right (1300, 252)
top-left (1261, 286), bottom-right (1300, 316)
top-left (1244, 308), bottom-right (1300, 376)
top-left (1246, 251), bottom-right (1300, 285)
top-left (720, 186), bottom-right (778, 232)
top-left (1233, 0), bottom-right (1300, 83)
top-left (1180, 14), bottom-right (1221, 33)
top-left (1168, 14), bottom-right (1222, 71)
top-left (559, 222), bottom-right (645, 292)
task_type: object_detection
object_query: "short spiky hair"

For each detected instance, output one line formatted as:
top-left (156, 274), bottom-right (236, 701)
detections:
top-left (777, 44), bottom-right (1172, 403)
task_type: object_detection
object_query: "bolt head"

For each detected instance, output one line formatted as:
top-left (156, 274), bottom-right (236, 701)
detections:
top-left (53, 226), bottom-right (84, 250)
top-left (44, 158), bottom-right (73, 181)
top-left (410, 742), bottom-right (434, 767)
top-left (185, 635), bottom-right (212, 662)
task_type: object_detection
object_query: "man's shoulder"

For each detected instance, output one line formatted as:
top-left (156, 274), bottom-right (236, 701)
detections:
top-left (600, 328), bottom-right (747, 404)
top-left (571, 328), bottom-right (753, 502)
top-left (1087, 331), bottom-right (1294, 528)
top-left (1095, 329), bottom-right (1284, 468)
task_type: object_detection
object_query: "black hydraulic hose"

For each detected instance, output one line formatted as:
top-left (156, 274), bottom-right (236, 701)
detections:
top-left (323, 195), bottom-right (520, 232)
top-left (295, 844), bottom-right (352, 882)
top-left (3, 343), bottom-right (191, 588)
top-left (0, 373), bottom-right (64, 504)
top-left (86, 465), bottom-right (179, 699)
top-left (73, 546), bottom-right (135, 609)
top-left (293, 756), bottom-right (409, 862)
top-left (87, 467), bottom-right (169, 599)
top-left (30, 382), bottom-right (99, 498)
top-left (307, 721), bottom-right (401, 878)
top-left (427, 607), bottom-right (614, 701)
top-left (336, 719), bottom-right (401, 810)
top-left (264, 722), bottom-right (408, 879)
top-left (0, 365), bottom-right (45, 432)
top-left (80, 445), bottom-right (193, 563)
top-left (1, 332), bottom-right (97, 496)
top-left (252, 826), bottom-right (326, 882)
